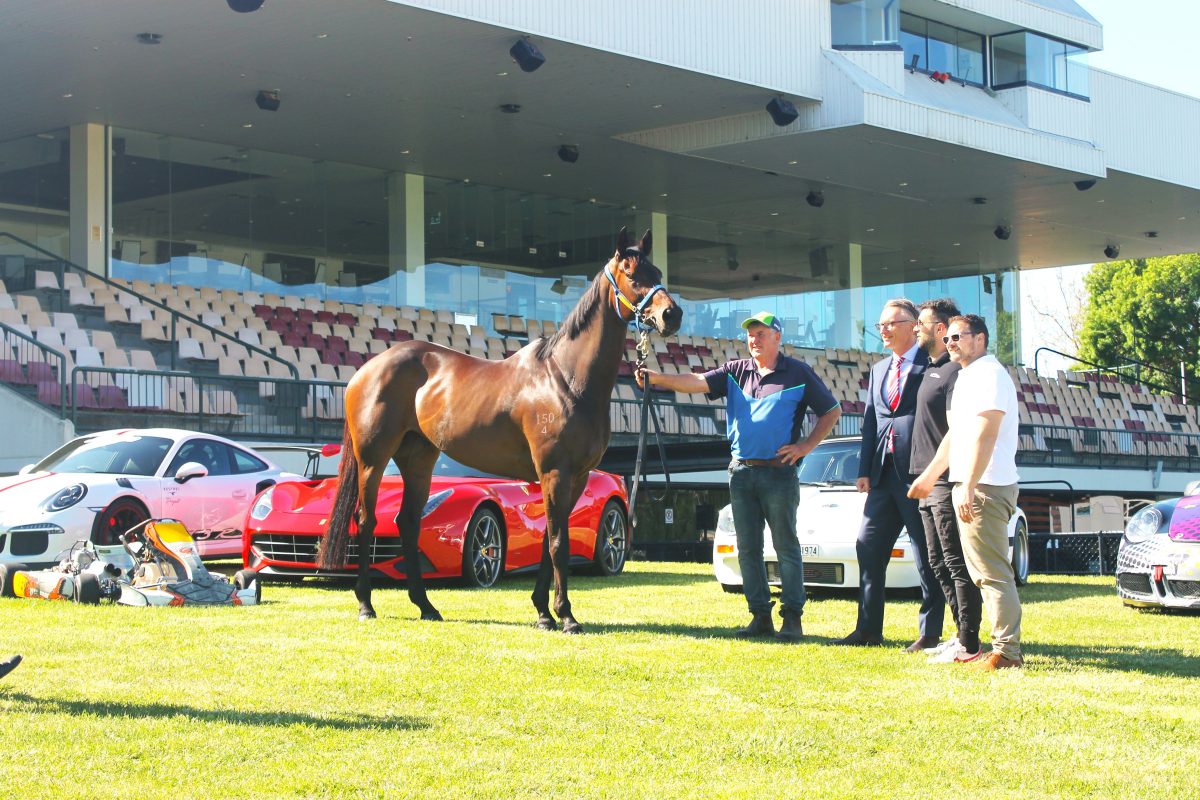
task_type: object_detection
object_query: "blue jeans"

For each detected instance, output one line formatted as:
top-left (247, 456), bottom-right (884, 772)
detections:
top-left (729, 462), bottom-right (805, 616)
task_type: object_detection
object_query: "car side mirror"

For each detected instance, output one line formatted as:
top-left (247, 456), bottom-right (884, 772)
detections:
top-left (18, 464), bottom-right (34, 475)
top-left (174, 462), bottom-right (209, 484)
top-left (1186, 479), bottom-right (1200, 497)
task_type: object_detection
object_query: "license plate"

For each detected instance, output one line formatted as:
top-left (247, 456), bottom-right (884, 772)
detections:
top-left (801, 545), bottom-right (819, 557)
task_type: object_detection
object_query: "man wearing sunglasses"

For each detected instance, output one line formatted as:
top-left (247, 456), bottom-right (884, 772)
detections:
top-left (909, 314), bottom-right (1023, 670)
top-left (909, 299), bottom-right (986, 664)
top-left (833, 299), bottom-right (943, 649)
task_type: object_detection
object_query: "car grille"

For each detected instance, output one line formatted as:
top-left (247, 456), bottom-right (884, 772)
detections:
top-left (1167, 580), bottom-right (1200, 599)
top-left (252, 534), bottom-right (405, 565)
top-left (1117, 572), bottom-right (1152, 595)
top-left (767, 562), bottom-right (845, 585)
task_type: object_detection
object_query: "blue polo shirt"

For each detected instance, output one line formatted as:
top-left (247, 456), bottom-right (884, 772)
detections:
top-left (702, 355), bottom-right (839, 460)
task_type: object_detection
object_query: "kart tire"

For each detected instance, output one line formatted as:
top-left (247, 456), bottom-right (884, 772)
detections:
top-left (462, 507), bottom-right (505, 589)
top-left (1, 563), bottom-right (30, 597)
top-left (74, 573), bottom-right (101, 604)
top-left (93, 498), bottom-right (149, 547)
top-left (720, 583), bottom-right (743, 595)
top-left (590, 500), bottom-right (629, 577)
top-left (234, 569), bottom-right (261, 603)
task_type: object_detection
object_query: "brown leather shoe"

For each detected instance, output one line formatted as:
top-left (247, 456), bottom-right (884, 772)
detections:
top-left (829, 630), bottom-right (884, 647)
top-left (969, 651), bottom-right (1023, 671)
top-left (904, 636), bottom-right (941, 653)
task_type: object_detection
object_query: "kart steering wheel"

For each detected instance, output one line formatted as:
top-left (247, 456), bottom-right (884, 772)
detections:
top-left (119, 519), bottom-right (155, 562)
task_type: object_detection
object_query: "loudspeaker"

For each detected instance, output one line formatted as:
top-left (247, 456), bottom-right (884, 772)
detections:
top-left (809, 247), bottom-right (829, 277)
top-left (766, 97), bottom-right (799, 127)
top-left (557, 144), bottom-right (579, 163)
top-left (255, 90), bottom-right (280, 112)
top-left (227, 0), bottom-right (265, 11)
top-left (509, 39), bottom-right (545, 73)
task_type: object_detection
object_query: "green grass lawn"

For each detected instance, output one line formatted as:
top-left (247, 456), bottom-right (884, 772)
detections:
top-left (2, 563), bottom-right (1197, 799)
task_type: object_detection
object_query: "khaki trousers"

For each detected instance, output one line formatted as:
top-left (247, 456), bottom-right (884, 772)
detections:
top-left (952, 482), bottom-right (1021, 659)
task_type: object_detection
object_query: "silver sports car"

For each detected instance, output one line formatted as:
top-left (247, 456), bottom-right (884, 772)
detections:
top-left (1116, 480), bottom-right (1200, 610)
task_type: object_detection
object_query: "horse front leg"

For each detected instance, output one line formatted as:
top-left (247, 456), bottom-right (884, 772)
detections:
top-left (543, 470), bottom-right (584, 634)
top-left (531, 533), bottom-right (556, 631)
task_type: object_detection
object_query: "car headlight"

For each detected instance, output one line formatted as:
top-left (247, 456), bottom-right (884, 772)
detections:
top-left (716, 505), bottom-right (735, 535)
top-left (249, 487), bottom-right (275, 521)
top-left (422, 489), bottom-right (453, 518)
top-left (44, 483), bottom-right (87, 512)
top-left (1124, 507), bottom-right (1164, 544)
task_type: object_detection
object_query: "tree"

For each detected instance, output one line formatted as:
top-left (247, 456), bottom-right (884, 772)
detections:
top-left (1078, 254), bottom-right (1200, 396)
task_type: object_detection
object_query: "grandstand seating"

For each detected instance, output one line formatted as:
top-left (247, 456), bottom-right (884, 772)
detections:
top-left (1, 273), bottom-right (1198, 460)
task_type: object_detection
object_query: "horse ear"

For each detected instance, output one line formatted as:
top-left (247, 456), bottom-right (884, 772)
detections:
top-left (639, 229), bottom-right (653, 258)
top-left (615, 226), bottom-right (631, 254)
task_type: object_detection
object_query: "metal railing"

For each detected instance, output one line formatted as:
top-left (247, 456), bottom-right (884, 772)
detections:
top-left (67, 366), bottom-right (346, 442)
top-left (0, 321), bottom-right (69, 412)
top-left (1034, 346), bottom-right (1199, 404)
top-left (0, 232), bottom-right (297, 379)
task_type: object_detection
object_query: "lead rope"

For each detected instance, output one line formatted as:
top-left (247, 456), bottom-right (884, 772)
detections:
top-left (628, 330), bottom-right (671, 529)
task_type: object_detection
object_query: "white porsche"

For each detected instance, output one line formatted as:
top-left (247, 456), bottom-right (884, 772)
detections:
top-left (0, 428), bottom-right (300, 566)
top-left (714, 436), bottom-right (1029, 593)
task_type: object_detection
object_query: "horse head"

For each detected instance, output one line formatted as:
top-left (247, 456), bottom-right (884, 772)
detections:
top-left (611, 227), bottom-right (682, 336)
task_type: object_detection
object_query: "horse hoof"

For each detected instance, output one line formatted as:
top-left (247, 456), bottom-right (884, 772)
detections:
top-left (562, 620), bottom-right (584, 635)
top-left (359, 611), bottom-right (377, 622)
top-left (421, 610), bottom-right (444, 622)
top-left (535, 617), bottom-right (557, 631)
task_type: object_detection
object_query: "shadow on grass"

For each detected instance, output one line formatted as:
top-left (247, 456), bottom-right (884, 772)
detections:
top-left (0, 692), bottom-right (429, 731)
top-left (1020, 580), bottom-right (1117, 605)
top-left (275, 567), bottom-right (714, 594)
top-left (1027, 642), bottom-right (1200, 677)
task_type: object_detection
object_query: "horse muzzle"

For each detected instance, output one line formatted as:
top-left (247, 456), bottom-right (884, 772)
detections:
top-left (645, 299), bottom-right (682, 336)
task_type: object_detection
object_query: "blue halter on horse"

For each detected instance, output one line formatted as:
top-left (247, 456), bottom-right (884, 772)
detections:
top-left (605, 247), bottom-right (667, 333)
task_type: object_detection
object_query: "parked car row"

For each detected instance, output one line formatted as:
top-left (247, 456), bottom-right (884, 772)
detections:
top-left (0, 429), bottom-right (629, 589)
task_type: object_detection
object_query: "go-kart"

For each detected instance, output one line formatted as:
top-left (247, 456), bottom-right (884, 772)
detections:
top-left (0, 519), bottom-right (260, 606)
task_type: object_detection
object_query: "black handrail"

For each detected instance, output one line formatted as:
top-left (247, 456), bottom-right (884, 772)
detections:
top-left (0, 321), bottom-right (68, 413)
top-left (0, 231), bottom-right (299, 379)
top-left (1033, 345), bottom-right (1199, 401)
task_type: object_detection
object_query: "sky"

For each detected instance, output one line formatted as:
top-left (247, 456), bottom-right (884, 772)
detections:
top-left (1018, 0), bottom-right (1200, 369)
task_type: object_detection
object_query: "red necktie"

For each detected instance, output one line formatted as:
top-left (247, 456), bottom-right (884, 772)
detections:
top-left (888, 355), bottom-right (904, 411)
top-left (887, 356), bottom-right (903, 454)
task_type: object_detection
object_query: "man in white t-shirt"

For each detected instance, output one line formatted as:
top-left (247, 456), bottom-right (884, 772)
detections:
top-left (908, 314), bottom-right (1023, 670)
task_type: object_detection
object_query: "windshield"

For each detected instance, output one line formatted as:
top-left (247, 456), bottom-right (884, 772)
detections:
top-left (797, 439), bottom-right (860, 485)
top-left (383, 454), bottom-right (505, 480)
top-left (34, 433), bottom-right (173, 476)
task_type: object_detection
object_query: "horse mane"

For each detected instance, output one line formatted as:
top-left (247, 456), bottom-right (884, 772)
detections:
top-left (532, 267), bottom-right (610, 360)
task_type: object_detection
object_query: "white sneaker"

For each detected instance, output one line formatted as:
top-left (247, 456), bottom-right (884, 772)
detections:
top-left (928, 641), bottom-right (970, 663)
top-left (924, 637), bottom-right (959, 656)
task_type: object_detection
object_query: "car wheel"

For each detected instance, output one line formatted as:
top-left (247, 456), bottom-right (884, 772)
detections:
top-left (590, 500), bottom-right (629, 577)
top-left (93, 498), bottom-right (149, 547)
top-left (0, 563), bottom-right (30, 597)
top-left (234, 569), bottom-right (261, 603)
top-left (1012, 518), bottom-right (1030, 586)
top-left (720, 583), bottom-right (742, 595)
top-left (74, 573), bottom-right (101, 604)
top-left (462, 507), bottom-right (505, 589)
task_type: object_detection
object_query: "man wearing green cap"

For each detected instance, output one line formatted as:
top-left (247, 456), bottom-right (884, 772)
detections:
top-left (637, 311), bottom-right (841, 641)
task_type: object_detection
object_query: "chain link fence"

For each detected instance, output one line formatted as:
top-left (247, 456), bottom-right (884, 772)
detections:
top-left (1029, 532), bottom-right (1123, 576)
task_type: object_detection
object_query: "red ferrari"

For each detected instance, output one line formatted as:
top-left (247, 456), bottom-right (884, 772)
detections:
top-left (242, 452), bottom-right (630, 587)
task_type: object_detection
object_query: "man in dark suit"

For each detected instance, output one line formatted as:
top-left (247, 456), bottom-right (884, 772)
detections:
top-left (832, 298), bottom-right (944, 649)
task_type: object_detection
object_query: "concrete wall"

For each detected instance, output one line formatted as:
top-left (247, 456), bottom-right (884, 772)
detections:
top-left (0, 385), bottom-right (74, 474)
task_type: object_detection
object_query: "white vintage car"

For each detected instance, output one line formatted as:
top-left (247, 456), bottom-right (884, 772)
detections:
top-left (713, 436), bottom-right (1029, 593)
top-left (0, 428), bottom-right (300, 566)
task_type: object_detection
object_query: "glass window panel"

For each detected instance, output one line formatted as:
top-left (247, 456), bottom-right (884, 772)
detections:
top-left (925, 21), bottom-right (957, 75)
top-left (0, 130), bottom-right (70, 257)
top-left (956, 29), bottom-right (985, 85)
top-left (1065, 46), bottom-right (1089, 97)
top-left (830, 0), bottom-right (899, 48)
top-left (899, 13), bottom-right (926, 70)
top-left (1025, 33), bottom-right (1060, 89)
top-left (991, 32), bottom-right (1027, 86)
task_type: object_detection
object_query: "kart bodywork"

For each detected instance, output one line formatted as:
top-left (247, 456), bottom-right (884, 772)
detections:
top-left (0, 519), bottom-right (260, 606)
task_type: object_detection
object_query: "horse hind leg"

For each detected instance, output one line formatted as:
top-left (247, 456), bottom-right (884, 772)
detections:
top-left (395, 439), bottom-right (443, 621)
top-left (539, 468), bottom-right (586, 634)
top-left (355, 462), bottom-right (387, 621)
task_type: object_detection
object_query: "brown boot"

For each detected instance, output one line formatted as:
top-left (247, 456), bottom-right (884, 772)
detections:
top-left (735, 602), bottom-right (775, 638)
top-left (776, 609), bottom-right (804, 643)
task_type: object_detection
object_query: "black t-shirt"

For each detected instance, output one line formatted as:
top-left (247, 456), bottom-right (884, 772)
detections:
top-left (909, 351), bottom-right (961, 478)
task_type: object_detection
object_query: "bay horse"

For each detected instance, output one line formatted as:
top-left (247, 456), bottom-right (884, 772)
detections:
top-left (318, 227), bottom-right (682, 632)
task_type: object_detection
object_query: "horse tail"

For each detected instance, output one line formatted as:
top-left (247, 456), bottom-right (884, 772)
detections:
top-left (318, 423), bottom-right (358, 570)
